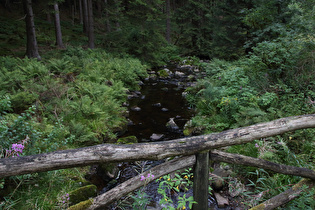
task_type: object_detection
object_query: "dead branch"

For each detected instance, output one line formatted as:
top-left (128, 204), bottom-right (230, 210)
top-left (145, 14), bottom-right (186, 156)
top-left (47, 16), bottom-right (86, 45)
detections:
top-left (249, 179), bottom-right (315, 210)
top-left (211, 150), bottom-right (315, 180)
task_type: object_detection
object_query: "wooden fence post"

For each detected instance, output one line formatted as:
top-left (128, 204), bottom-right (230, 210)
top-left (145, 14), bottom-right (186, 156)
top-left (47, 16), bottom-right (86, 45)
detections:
top-left (193, 150), bottom-right (209, 210)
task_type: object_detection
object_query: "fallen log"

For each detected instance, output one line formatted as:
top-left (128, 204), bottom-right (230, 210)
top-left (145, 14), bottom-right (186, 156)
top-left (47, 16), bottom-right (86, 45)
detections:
top-left (1, 114), bottom-right (315, 178)
top-left (83, 150), bottom-right (314, 209)
top-left (210, 150), bottom-right (315, 180)
top-left (249, 178), bottom-right (315, 210)
top-left (88, 155), bottom-right (196, 210)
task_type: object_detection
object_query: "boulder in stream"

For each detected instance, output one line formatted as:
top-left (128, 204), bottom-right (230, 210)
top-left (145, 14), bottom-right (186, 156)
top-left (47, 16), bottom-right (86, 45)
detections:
top-left (131, 106), bottom-right (141, 111)
top-left (158, 68), bottom-right (171, 78)
top-left (150, 133), bottom-right (164, 141)
top-left (183, 120), bottom-right (206, 136)
top-left (152, 103), bottom-right (161, 107)
top-left (161, 108), bottom-right (169, 112)
top-left (214, 192), bottom-right (229, 208)
top-left (175, 71), bottom-right (185, 78)
top-left (166, 118), bottom-right (179, 131)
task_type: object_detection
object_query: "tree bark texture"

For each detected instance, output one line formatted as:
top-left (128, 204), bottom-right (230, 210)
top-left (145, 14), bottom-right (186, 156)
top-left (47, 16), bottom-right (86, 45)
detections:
top-left (249, 179), bottom-right (315, 210)
top-left (86, 150), bottom-right (315, 209)
top-left (87, 155), bottom-right (196, 209)
top-left (104, 0), bottom-right (111, 32)
top-left (53, 3), bottom-right (65, 48)
top-left (82, 0), bottom-right (88, 34)
top-left (210, 150), bottom-right (315, 180)
top-left (1, 114), bottom-right (315, 178)
top-left (23, 0), bottom-right (41, 60)
top-left (166, 0), bottom-right (171, 43)
top-left (79, 0), bottom-right (83, 24)
top-left (87, 0), bottom-right (95, 49)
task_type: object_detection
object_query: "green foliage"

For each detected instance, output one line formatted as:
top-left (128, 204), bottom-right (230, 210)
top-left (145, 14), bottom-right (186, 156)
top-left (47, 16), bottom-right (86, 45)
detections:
top-left (117, 168), bottom-right (199, 210)
top-left (185, 3), bottom-right (315, 206)
top-left (0, 16), bottom-right (26, 57)
top-left (0, 50), bottom-right (142, 208)
top-left (157, 169), bottom-right (197, 210)
top-left (186, 58), bottom-right (281, 132)
top-left (0, 48), bottom-right (147, 146)
top-left (187, 29), bottom-right (314, 132)
top-left (239, 168), bottom-right (315, 209)
top-left (0, 168), bottom-right (89, 210)
top-left (130, 191), bottom-right (151, 210)
top-left (103, 24), bottom-right (172, 66)
top-left (173, 0), bottom-right (248, 59)
top-left (287, 187), bottom-right (315, 210)
top-left (0, 98), bottom-right (73, 156)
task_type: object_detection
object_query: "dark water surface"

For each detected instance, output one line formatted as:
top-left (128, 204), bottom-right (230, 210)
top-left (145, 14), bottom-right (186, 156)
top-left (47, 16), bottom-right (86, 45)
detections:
top-left (101, 65), bottom-right (229, 209)
top-left (122, 67), bottom-right (196, 142)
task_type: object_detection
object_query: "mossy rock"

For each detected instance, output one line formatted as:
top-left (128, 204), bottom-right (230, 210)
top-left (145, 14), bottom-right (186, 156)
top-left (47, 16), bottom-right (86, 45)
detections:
top-left (183, 120), bottom-right (206, 136)
top-left (68, 199), bottom-right (93, 210)
top-left (117, 136), bottom-right (138, 144)
top-left (75, 178), bottom-right (91, 187)
top-left (69, 185), bottom-right (97, 205)
top-left (183, 127), bottom-right (194, 136)
top-left (157, 69), bottom-right (170, 78)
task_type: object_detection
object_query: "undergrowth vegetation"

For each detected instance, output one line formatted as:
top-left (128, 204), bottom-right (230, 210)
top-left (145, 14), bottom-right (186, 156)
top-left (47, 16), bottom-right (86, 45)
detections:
top-left (1, 47), bottom-right (147, 148)
top-left (185, 13), bottom-right (315, 208)
top-left (0, 47), bottom-right (147, 208)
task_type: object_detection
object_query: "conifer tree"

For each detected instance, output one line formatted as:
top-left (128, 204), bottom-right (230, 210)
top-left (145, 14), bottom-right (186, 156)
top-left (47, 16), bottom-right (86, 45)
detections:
top-left (23, 0), bottom-right (41, 60)
top-left (53, 1), bottom-right (65, 49)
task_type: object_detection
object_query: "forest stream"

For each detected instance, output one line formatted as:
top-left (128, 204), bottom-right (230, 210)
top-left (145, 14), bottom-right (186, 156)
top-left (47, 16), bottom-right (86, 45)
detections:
top-left (95, 63), bottom-right (232, 209)
top-left (124, 63), bottom-right (196, 142)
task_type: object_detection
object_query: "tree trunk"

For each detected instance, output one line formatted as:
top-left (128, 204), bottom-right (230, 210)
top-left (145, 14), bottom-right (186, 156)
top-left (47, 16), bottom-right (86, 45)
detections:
top-left (4, 0), bottom-right (11, 12)
top-left (104, 0), bottom-right (111, 32)
top-left (1, 114), bottom-right (315, 178)
top-left (79, 0), bottom-right (83, 24)
top-left (23, 0), bottom-right (41, 60)
top-left (53, 2), bottom-right (65, 49)
top-left (46, 12), bottom-right (52, 23)
top-left (87, 0), bottom-right (95, 49)
top-left (114, 0), bottom-right (121, 30)
top-left (82, 0), bottom-right (89, 34)
top-left (96, 0), bottom-right (102, 17)
top-left (166, 0), bottom-right (171, 44)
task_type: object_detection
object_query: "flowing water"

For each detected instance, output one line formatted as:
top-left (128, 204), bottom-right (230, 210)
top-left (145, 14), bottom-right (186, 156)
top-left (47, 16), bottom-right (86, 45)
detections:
top-left (123, 66), bottom-right (195, 142)
top-left (100, 64), bottom-right (224, 209)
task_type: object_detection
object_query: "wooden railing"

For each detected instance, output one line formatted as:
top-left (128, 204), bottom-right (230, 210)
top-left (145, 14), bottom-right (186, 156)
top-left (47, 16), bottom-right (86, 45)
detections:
top-left (1, 114), bottom-right (315, 209)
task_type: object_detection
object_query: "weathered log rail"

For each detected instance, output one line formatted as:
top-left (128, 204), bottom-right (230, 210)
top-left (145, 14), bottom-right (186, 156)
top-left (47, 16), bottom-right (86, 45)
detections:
top-left (1, 114), bottom-right (315, 178)
top-left (1, 114), bottom-right (315, 209)
top-left (87, 151), bottom-right (315, 210)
